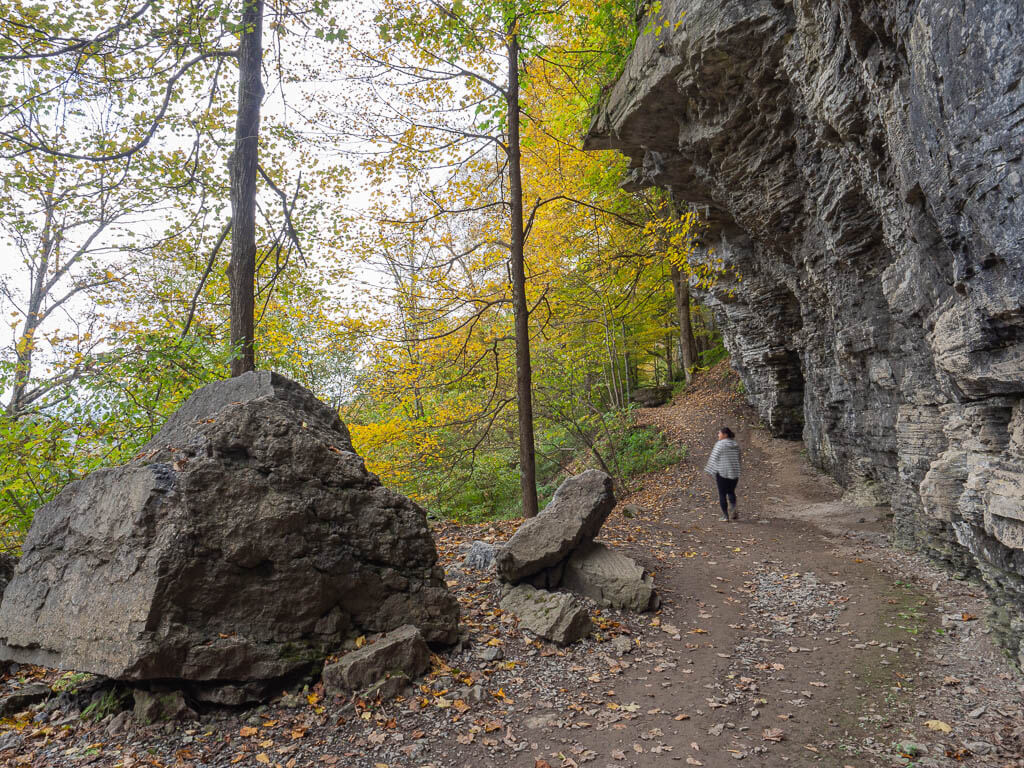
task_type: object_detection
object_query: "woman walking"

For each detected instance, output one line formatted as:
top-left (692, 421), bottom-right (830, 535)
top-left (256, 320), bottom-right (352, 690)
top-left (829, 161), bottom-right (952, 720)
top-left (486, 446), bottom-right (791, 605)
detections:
top-left (704, 427), bottom-right (741, 521)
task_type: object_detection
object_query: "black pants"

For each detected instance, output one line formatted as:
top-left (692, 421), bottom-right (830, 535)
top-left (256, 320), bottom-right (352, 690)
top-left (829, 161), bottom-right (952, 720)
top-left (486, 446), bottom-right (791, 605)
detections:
top-left (715, 473), bottom-right (738, 512)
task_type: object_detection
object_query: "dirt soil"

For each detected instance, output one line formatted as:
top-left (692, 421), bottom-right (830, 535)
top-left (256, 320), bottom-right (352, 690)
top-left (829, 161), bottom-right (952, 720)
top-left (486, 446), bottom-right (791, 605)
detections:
top-left (1, 364), bottom-right (1022, 768)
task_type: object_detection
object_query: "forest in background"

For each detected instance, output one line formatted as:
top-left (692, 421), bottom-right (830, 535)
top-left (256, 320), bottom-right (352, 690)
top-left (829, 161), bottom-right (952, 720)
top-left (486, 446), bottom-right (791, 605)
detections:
top-left (0, 0), bottom-right (732, 544)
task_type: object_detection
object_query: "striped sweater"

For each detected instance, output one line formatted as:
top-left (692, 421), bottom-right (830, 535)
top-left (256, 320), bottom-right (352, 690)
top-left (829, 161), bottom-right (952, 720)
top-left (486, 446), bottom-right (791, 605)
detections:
top-left (704, 438), bottom-right (741, 480)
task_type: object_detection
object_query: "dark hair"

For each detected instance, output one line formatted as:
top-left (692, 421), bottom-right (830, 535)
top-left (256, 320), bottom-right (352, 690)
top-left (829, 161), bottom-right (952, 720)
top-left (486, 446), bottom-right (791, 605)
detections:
top-left (720, 427), bottom-right (734, 439)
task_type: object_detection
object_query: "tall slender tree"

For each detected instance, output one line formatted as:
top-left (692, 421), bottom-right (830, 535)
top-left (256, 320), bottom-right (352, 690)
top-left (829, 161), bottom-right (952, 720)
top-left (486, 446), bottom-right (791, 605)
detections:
top-left (229, 0), bottom-right (265, 375)
top-left (341, 0), bottom-right (639, 515)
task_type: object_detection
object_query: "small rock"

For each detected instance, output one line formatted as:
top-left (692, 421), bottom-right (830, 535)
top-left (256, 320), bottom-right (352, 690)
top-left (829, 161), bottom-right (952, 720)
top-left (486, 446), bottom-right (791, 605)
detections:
top-left (133, 689), bottom-right (195, 724)
top-left (621, 504), bottom-right (642, 519)
top-left (499, 584), bottom-right (592, 646)
top-left (966, 706), bottom-right (985, 718)
top-left (461, 541), bottom-right (498, 571)
top-left (611, 635), bottom-right (635, 655)
top-left (966, 741), bottom-right (993, 755)
top-left (476, 646), bottom-right (504, 662)
top-left (105, 710), bottom-right (132, 736)
top-left (0, 683), bottom-right (50, 716)
top-left (524, 712), bottom-right (560, 729)
top-left (322, 625), bottom-right (430, 695)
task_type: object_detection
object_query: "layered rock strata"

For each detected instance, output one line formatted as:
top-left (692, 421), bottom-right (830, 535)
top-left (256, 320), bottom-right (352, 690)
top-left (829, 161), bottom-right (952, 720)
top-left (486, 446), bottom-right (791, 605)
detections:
top-left (587, 0), bottom-right (1024, 663)
top-left (0, 372), bottom-right (459, 701)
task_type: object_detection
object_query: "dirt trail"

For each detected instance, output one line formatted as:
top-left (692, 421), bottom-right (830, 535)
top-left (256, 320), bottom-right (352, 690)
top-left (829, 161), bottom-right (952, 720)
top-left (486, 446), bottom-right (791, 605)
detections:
top-left (1, 366), bottom-right (1021, 768)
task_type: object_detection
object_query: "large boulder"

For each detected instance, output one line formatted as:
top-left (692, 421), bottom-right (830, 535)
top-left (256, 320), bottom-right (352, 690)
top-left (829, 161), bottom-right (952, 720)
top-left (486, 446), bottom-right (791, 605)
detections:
top-left (562, 541), bottom-right (658, 612)
top-left (499, 585), bottom-right (592, 646)
top-left (0, 372), bottom-right (458, 702)
top-left (495, 470), bottom-right (615, 583)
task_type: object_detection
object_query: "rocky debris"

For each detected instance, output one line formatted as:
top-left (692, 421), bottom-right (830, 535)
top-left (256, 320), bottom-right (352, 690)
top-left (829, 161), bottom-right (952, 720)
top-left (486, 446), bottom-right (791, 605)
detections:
top-left (495, 473), bottom-right (658, 614)
top-left (132, 689), bottom-right (195, 724)
top-left (586, 0), bottom-right (1024, 663)
top-left (322, 624), bottom-right (430, 698)
top-left (495, 470), bottom-right (615, 583)
top-left (630, 386), bottom-right (672, 408)
top-left (562, 541), bottom-right (658, 612)
top-left (0, 682), bottom-right (49, 716)
top-left (499, 584), bottom-right (592, 646)
top-left (460, 540), bottom-right (497, 571)
top-left (0, 371), bottom-right (458, 702)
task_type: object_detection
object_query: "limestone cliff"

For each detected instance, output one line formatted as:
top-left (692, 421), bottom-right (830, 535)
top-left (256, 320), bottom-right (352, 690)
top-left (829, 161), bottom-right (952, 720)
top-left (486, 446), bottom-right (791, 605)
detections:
top-left (586, 0), bottom-right (1024, 664)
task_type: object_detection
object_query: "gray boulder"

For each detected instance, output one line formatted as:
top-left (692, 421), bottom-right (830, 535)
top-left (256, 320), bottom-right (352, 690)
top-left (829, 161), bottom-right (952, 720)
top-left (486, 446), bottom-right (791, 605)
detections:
top-left (322, 624), bottom-right (430, 697)
top-left (0, 372), bottom-right (458, 702)
top-left (562, 541), bottom-right (658, 612)
top-left (495, 470), bottom-right (615, 583)
top-left (460, 540), bottom-right (497, 571)
top-left (630, 386), bottom-right (672, 408)
top-left (499, 584), bottom-right (592, 646)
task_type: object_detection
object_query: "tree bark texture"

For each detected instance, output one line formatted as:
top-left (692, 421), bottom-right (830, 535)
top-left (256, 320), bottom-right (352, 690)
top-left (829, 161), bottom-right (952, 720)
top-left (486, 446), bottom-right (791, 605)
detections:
top-left (506, 27), bottom-right (539, 518)
top-left (229, 0), bottom-right (264, 377)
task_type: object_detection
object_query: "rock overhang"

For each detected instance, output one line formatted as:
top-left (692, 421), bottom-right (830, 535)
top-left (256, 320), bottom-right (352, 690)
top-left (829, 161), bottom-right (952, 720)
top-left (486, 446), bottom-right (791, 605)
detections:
top-left (584, 0), bottom-right (1024, 664)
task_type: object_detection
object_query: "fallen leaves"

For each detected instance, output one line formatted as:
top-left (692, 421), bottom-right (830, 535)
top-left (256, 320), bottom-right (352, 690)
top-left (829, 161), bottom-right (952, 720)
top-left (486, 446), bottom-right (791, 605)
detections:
top-left (762, 727), bottom-right (784, 742)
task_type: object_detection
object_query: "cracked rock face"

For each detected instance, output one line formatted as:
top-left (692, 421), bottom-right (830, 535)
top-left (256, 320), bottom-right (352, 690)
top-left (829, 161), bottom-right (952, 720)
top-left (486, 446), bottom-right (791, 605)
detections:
top-left (587, 0), bottom-right (1024, 664)
top-left (0, 372), bottom-right (459, 699)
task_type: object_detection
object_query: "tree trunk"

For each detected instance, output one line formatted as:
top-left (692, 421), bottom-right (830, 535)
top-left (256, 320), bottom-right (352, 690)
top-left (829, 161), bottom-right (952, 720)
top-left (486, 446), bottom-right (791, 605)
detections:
top-left (7, 188), bottom-right (55, 416)
top-left (672, 264), bottom-right (697, 384)
top-left (228, 0), bottom-right (264, 377)
top-left (665, 332), bottom-right (674, 382)
top-left (506, 26), bottom-right (539, 518)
